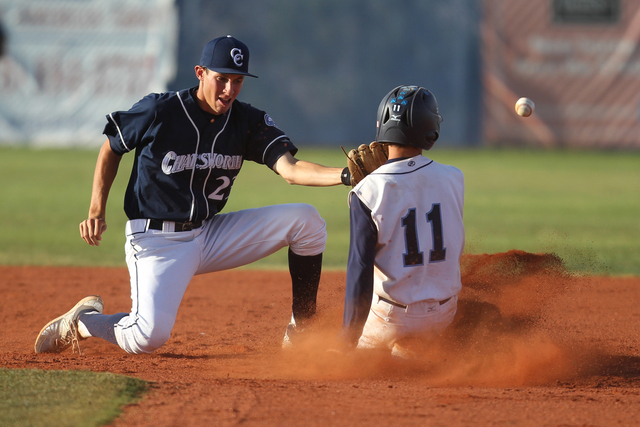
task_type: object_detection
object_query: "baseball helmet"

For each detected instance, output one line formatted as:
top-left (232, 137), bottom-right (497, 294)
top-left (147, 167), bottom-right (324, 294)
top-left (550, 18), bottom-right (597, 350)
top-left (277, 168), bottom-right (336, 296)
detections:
top-left (375, 85), bottom-right (443, 150)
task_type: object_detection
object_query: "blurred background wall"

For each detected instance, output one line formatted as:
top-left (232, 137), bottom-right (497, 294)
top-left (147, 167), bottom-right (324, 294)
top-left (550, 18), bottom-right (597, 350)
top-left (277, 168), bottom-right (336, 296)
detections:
top-left (0, 0), bottom-right (178, 146)
top-left (484, 0), bottom-right (640, 149)
top-left (167, 0), bottom-right (483, 147)
top-left (0, 0), bottom-right (638, 149)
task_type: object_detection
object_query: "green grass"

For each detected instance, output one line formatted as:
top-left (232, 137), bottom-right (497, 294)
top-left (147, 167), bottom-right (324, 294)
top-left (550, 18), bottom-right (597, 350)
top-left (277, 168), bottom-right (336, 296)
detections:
top-left (0, 369), bottom-right (148, 427)
top-left (0, 146), bottom-right (638, 275)
top-left (437, 149), bottom-right (640, 275)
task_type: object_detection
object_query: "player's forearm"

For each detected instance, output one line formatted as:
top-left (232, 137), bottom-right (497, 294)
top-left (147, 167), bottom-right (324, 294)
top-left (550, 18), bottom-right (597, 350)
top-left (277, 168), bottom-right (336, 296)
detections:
top-left (274, 153), bottom-right (343, 186)
top-left (88, 140), bottom-right (122, 218)
top-left (340, 194), bottom-right (377, 345)
top-left (289, 161), bottom-right (343, 186)
top-left (341, 276), bottom-right (374, 346)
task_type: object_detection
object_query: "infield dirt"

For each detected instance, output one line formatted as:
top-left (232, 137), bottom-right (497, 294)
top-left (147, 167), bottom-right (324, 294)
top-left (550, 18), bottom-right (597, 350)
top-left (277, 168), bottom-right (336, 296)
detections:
top-left (1, 250), bottom-right (639, 426)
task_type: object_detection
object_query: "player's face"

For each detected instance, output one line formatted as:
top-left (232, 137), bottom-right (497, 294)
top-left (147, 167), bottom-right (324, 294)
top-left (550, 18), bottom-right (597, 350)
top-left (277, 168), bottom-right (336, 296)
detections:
top-left (197, 68), bottom-right (244, 115)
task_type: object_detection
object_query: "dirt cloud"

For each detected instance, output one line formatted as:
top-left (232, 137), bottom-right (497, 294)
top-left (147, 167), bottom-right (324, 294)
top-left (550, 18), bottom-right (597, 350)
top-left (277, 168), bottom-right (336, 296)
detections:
top-left (278, 250), bottom-right (585, 387)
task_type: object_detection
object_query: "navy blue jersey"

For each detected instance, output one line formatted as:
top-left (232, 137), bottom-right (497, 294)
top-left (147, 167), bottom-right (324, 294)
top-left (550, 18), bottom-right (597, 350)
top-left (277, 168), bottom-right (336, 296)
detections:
top-left (103, 87), bottom-right (297, 222)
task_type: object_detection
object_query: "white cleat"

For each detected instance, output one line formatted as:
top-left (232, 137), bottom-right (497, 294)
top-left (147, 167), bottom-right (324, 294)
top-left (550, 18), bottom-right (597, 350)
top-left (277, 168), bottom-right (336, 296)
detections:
top-left (34, 296), bottom-right (104, 354)
top-left (282, 313), bottom-right (309, 349)
top-left (282, 323), bottom-right (301, 349)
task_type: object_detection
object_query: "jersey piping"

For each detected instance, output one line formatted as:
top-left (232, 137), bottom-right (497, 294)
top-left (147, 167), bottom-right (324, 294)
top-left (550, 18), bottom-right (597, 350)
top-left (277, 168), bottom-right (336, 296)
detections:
top-left (263, 135), bottom-right (288, 164)
top-left (177, 90), bottom-right (201, 222)
top-left (202, 103), bottom-right (233, 219)
top-left (369, 159), bottom-right (434, 177)
top-left (108, 113), bottom-right (131, 152)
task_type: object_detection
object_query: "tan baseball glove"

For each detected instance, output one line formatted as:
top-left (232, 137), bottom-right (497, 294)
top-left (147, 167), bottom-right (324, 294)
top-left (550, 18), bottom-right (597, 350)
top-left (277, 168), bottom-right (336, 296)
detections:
top-left (341, 142), bottom-right (389, 186)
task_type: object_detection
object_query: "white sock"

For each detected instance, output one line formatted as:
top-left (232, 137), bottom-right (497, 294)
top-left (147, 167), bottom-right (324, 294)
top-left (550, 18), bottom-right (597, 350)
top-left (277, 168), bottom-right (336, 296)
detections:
top-left (77, 318), bottom-right (93, 338)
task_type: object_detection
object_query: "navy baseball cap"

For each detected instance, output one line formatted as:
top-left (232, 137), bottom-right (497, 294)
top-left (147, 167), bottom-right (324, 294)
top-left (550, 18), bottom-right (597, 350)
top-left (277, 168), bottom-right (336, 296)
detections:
top-left (199, 35), bottom-right (258, 78)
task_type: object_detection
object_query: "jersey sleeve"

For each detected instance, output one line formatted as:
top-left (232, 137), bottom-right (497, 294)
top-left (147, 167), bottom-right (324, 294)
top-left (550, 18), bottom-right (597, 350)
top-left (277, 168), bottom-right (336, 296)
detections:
top-left (339, 192), bottom-right (378, 347)
top-left (103, 93), bottom-right (160, 155)
top-left (242, 106), bottom-right (298, 169)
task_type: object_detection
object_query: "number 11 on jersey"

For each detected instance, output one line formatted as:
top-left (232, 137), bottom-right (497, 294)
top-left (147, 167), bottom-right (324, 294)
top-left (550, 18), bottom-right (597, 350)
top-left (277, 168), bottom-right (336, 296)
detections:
top-left (401, 203), bottom-right (446, 267)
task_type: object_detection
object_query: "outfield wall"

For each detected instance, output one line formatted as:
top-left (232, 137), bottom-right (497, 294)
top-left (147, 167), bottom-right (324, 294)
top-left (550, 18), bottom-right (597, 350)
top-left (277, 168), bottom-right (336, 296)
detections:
top-left (0, 0), bottom-right (177, 147)
top-left (2, 1), bottom-right (639, 149)
top-left (482, 0), bottom-right (640, 149)
top-left (0, 0), bottom-right (483, 148)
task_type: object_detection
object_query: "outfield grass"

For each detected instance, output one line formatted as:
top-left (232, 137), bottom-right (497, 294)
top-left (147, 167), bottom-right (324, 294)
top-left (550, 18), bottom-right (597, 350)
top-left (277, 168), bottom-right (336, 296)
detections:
top-left (0, 146), bottom-right (638, 275)
top-left (0, 369), bottom-right (148, 427)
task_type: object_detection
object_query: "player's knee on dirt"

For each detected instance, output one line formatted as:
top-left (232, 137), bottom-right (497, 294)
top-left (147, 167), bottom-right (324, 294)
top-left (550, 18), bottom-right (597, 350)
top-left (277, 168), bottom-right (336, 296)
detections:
top-left (115, 320), bottom-right (173, 354)
top-left (287, 203), bottom-right (327, 256)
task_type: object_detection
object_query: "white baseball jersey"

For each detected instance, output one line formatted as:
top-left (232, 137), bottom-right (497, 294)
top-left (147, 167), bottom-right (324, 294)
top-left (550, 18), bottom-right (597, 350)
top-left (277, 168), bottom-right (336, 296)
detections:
top-left (340, 154), bottom-right (464, 347)
top-left (355, 155), bottom-right (465, 303)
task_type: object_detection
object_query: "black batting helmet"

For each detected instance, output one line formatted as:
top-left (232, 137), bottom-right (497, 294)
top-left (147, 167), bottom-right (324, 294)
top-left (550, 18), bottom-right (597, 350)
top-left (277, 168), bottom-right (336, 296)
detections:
top-left (375, 85), bottom-right (443, 151)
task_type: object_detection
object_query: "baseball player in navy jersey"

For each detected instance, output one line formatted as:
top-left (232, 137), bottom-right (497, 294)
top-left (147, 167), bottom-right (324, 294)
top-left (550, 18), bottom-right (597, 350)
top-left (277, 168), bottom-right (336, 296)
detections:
top-left (338, 85), bottom-right (465, 358)
top-left (34, 35), bottom-right (345, 355)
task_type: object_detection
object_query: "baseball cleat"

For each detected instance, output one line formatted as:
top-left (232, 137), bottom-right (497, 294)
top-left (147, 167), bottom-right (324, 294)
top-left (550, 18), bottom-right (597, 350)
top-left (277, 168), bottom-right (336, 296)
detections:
top-left (281, 323), bottom-right (295, 349)
top-left (34, 296), bottom-right (104, 354)
top-left (391, 343), bottom-right (418, 360)
top-left (281, 322), bottom-right (305, 349)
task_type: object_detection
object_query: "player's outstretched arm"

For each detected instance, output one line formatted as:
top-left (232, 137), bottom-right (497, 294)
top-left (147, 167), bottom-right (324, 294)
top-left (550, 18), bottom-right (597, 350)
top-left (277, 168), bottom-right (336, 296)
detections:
top-left (273, 152), bottom-right (343, 187)
top-left (79, 139), bottom-right (123, 246)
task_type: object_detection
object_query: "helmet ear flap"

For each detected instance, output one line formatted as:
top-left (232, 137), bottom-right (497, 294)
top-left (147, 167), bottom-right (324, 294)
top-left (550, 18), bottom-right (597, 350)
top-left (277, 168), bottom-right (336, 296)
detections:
top-left (421, 131), bottom-right (438, 151)
top-left (428, 130), bottom-right (439, 142)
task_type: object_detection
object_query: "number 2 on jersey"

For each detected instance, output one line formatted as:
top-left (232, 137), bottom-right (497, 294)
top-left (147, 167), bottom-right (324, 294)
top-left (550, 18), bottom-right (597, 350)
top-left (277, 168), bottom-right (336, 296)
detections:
top-left (401, 204), bottom-right (446, 266)
top-left (208, 176), bottom-right (232, 200)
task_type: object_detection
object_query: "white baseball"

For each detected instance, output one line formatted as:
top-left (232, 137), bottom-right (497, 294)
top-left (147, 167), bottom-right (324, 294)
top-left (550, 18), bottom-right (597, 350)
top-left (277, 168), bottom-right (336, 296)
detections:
top-left (515, 97), bottom-right (534, 117)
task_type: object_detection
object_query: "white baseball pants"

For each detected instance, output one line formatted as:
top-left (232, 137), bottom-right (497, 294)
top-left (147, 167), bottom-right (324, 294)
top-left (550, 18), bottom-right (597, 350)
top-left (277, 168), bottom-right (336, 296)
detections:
top-left (357, 294), bottom-right (458, 356)
top-left (113, 203), bottom-right (327, 354)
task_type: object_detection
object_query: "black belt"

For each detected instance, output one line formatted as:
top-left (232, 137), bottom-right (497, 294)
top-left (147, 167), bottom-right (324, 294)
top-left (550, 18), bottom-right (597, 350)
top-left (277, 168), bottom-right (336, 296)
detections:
top-left (148, 219), bottom-right (203, 232)
top-left (378, 295), bottom-right (452, 309)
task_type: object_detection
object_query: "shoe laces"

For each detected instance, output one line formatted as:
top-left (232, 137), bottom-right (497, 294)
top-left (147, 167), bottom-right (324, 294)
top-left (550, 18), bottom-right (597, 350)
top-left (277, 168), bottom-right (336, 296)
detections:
top-left (55, 317), bottom-right (83, 355)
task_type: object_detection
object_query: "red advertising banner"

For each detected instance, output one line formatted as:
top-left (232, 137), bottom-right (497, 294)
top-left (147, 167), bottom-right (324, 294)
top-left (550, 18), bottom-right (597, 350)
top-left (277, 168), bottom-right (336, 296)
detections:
top-left (482, 0), bottom-right (640, 148)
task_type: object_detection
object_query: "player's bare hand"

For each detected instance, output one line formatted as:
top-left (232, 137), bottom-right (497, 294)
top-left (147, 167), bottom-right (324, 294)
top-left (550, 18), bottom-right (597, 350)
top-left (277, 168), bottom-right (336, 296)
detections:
top-left (79, 218), bottom-right (108, 246)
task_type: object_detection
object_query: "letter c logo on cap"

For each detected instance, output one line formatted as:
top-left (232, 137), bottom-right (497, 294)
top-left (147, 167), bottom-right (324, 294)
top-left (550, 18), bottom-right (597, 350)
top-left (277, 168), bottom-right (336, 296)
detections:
top-left (230, 48), bottom-right (243, 67)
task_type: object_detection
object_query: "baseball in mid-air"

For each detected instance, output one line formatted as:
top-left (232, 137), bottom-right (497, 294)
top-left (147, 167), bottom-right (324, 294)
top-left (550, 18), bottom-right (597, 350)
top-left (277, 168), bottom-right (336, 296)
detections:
top-left (515, 97), bottom-right (535, 117)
